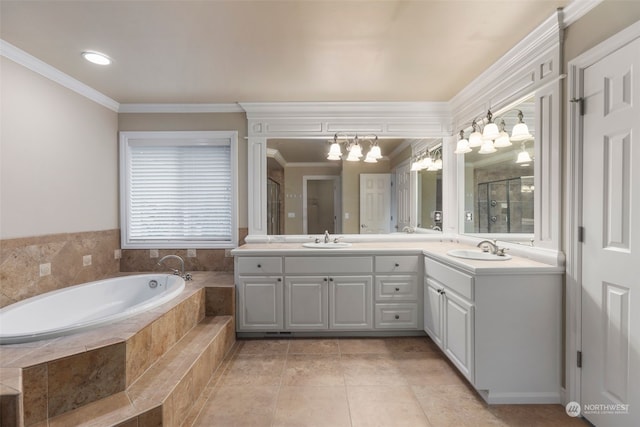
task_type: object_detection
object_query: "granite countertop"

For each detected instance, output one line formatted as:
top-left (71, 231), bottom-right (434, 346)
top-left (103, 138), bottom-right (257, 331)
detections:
top-left (231, 241), bottom-right (564, 275)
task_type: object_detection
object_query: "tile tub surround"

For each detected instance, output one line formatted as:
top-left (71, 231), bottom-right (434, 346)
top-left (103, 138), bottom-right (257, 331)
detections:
top-left (191, 338), bottom-right (591, 427)
top-left (0, 229), bottom-right (120, 308)
top-left (119, 227), bottom-right (248, 273)
top-left (0, 272), bottom-right (234, 426)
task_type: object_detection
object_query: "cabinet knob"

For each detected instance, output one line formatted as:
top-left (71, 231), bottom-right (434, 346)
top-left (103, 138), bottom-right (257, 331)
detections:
top-left (329, 278), bottom-right (334, 282)
top-left (395, 287), bottom-right (400, 292)
top-left (257, 264), bottom-right (261, 268)
top-left (394, 315), bottom-right (400, 320)
top-left (277, 278), bottom-right (282, 282)
top-left (324, 278), bottom-right (328, 282)
top-left (395, 263), bottom-right (400, 267)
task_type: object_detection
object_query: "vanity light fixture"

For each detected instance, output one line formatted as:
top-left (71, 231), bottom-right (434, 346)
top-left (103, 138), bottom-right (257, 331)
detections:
top-left (455, 109), bottom-right (532, 155)
top-left (81, 51), bottom-right (112, 65)
top-left (410, 146), bottom-right (442, 172)
top-left (326, 133), bottom-right (382, 163)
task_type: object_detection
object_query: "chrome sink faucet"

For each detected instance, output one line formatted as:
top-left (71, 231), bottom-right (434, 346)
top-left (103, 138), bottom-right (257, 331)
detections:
top-left (324, 230), bottom-right (330, 243)
top-left (477, 240), bottom-right (499, 254)
top-left (157, 254), bottom-right (192, 280)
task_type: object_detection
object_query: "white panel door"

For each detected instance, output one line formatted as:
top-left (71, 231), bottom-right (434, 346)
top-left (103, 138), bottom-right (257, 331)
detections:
top-left (424, 278), bottom-right (443, 347)
top-left (359, 173), bottom-right (391, 234)
top-left (329, 275), bottom-right (373, 329)
top-left (443, 289), bottom-right (474, 382)
top-left (237, 277), bottom-right (283, 330)
top-left (284, 276), bottom-right (328, 330)
top-left (581, 36), bottom-right (640, 426)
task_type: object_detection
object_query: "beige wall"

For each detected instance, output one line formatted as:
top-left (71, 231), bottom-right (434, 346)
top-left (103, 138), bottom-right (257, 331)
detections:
top-left (118, 112), bottom-right (248, 229)
top-left (564, 0), bottom-right (640, 63)
top-left (0, 57), bottom-right (119, 239)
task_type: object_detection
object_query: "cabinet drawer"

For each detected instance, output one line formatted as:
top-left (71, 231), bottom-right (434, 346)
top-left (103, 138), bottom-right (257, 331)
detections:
top-left (375, 255), bottom-right (419, 273)
top-left (285, 256), bottom-right (372, 274)
top-left (424, 257), bottom-right (473, 300)
top-left (237, 257), bottom-right (283, 275)
top-left (375, 275), bottom-right (418, 301)
top-left (374, 303), bottom-right (419, 329)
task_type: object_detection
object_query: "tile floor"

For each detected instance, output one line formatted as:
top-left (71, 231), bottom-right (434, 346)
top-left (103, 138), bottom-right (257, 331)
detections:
top-left (190, 337), bottom-right (590, 427)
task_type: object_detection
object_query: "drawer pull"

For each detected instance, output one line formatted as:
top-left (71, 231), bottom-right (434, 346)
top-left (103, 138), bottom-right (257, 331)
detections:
top-left (329, 278), bottom-right (334, 282)
top-left (257, 264), bottom-right (261, 268)
top-left (395, 287), bottom-right (400, 292)
top-left (324, 278), bottom-right (328, 282)
top-left (394, 315), bottom-right (400, 320)
top-left (277, 278), bottom-right (282, 282)
top-left (395, 263), bottom-right (400, 267)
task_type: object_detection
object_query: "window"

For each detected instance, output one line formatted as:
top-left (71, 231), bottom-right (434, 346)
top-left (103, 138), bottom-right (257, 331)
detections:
top-left (119, 131), bottom-right (238, 249)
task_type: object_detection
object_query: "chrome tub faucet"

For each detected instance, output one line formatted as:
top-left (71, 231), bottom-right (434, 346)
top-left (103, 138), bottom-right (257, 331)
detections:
top-left (157, 254), bottom-right (192, 280)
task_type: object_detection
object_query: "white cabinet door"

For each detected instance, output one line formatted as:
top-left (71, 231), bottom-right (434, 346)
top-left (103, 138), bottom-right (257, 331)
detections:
top-left (237, 277), bottom-right (283, 330)
top-left (330, 275), bottom-right (373, 329)
top-left (424, 278), bottom-right (443, 347)
top-left (443, 289), bottom-right (474, 381)
top-left (285, 276), bottom-right (328, 330)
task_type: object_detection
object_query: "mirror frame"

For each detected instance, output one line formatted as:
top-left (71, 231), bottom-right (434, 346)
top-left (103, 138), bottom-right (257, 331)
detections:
top-left (241, 102), bottom-right (451, 241)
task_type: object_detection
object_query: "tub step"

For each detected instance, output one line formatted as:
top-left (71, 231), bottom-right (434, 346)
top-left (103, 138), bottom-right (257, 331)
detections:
top-left (47, 315), bottom-right (235, 427)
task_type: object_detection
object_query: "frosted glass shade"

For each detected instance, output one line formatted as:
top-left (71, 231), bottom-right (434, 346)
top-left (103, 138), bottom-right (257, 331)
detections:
top-left (328, 142), bottom-right (342, 157)
top-left (510, 122), bottom-right (533, 141)
top-left (478, 139), bottom-right (497, 154)
top-left (493, 131), bottom-right (512, 148)
top-left (482, 122), bottom-right (499, 140)
top-left (516, 150), bottom-right (533, 164)
top-left (454, 138), bottom-right (472, 154)
top-left (369, 145), bottom-right (382, 159)
top-left (468, 131), bottom-right (483, 147)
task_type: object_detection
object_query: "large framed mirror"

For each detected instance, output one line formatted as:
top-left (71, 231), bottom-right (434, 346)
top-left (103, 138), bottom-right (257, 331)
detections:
top-left (264, 137), bottom-right (443, 236)
top-left (457, 95), bottom-right (535, 240)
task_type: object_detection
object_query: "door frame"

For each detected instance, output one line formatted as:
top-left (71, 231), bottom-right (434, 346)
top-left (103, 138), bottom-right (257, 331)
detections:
top-left (302, 175), bottom-right (341, 235)
top-left (565, 19), bottom-right (640, 406)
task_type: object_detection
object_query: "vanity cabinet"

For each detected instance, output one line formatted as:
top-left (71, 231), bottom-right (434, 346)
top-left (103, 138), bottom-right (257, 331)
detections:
top-left (423, 255), bottom-right (562, 404)
top-left (424, 260), bottom-right (475, 381)
top-left (236, 257), bottom-right (284, 330)
top-left (374, 255), bottom-right (421, 329)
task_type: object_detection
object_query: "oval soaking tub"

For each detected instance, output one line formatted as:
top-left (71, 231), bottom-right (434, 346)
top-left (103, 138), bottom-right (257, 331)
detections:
top-left (0, 274), bottom-right (185, 345)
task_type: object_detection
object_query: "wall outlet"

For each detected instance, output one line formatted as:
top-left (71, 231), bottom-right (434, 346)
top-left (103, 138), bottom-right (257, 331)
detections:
top-left (288, 212), bottom-right (295, 218)
top-left (187, 249), bottom-right (197, 258)
top-left (114, 249), bottom-right (122, 260)
top-left (83, 255), bottom-right (92, 266)
top-left (39, 263), bottom-right (51, 277)
top-left (224, 249), bottom-right (233, 258)
top-left (150, 249), bottom-right (159, 258)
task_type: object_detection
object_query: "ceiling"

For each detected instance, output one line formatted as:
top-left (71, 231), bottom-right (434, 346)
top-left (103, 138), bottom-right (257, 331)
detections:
top-left (0, 0), bottom-right (571, 105)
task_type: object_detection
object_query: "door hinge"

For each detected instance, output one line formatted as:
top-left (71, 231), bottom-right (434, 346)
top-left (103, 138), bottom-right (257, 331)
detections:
top-left (577, 351), bottom-right (582, 368)
top-left (578, 226), bottom-right (585, 243)
top-left (570, 98), bottom-right (585, 115)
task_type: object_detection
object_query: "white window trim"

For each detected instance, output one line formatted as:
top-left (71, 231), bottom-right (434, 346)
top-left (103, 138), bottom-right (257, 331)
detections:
top-left (119, 130), bottom-right (238, 249)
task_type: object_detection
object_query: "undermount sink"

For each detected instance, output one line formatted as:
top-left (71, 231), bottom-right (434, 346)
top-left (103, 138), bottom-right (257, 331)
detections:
top-left (302, 242), bottom-right (352, 249)
top-left (447, 249), bottom-right (511, 261)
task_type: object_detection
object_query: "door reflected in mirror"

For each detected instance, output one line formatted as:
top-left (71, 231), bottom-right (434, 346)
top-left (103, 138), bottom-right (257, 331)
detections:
top-left (460, 96), bottom-right (535, 235)
top-left (418, 169), bottom-right (443, 230)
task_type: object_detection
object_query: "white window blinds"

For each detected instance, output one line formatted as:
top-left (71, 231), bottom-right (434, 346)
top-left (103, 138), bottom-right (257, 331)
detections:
top-left (120, 131), bottom-right (238, 249)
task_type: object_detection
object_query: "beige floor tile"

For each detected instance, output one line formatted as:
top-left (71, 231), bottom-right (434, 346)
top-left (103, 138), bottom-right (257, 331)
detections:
top-left (192, 385), bottom-right (278, 427)
top-left (347, 385), bottom-right (431, 427)
top-left (412, 384), bottom-right (505, 427)
top-left (218, 354), bottom-right (286, 386)
top-left (338, 338), bottom-right (395, 355)
top-left (393, 352), bottom-right (468, 386)
top-left (282, 354), bottom-right (344, 386)
top-left (288, 338), bottom-right (340, 354)
top-left (273, 385), bottom-right (351, 427)
top-left (341, 354), bottom-right (407, 386)
top-left (488, 404), bottom-right (592, 426)
top-left (382, 337), bottom-right (441, 353)
top-left (235, 339), bottom-right (290, 355)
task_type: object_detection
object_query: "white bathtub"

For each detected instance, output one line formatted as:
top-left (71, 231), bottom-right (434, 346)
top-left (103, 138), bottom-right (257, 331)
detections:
top-left (0, 274), bottom-right (185, 345)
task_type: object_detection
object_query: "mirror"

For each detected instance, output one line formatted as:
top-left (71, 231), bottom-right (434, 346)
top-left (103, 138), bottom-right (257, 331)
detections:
top-left (460, 96), bottom-right (535, 236)
top-left (266, 138), bottom-right (443, 235)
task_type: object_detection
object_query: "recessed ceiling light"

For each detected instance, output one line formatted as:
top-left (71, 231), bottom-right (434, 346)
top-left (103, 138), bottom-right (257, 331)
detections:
top-left (81, 51), bottom-right (112, 65)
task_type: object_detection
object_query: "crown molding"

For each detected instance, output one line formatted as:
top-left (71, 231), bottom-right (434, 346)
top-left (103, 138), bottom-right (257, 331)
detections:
top-left (118, 103), bottom-right (244, 113)
top-left (561, 0), bottom-right (603, 28)
top-left (0, 39), bottom-right (120, 112)
top-left (239, 101), bottom-right (450, 119)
